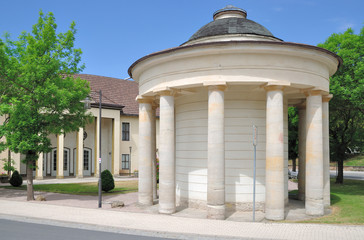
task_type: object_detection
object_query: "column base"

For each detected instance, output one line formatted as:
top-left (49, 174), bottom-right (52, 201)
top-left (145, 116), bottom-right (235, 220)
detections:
top-left (324, 194), bottom-right (330, 209)
top-left (207, 205), bottom-right (225, 220)
top-left (139, 194), bottom-right (153, 207)
top-left (56, 176), bottom-right (64, 179)
top-left (306, 199), bottom-right (324, 216)
top-left (159, 207), bottom-right (176, 215)
top-left (265, 208), bottom-right (285, 221)
top-left (76, 175), bottom-right (84, 179)
top-left (35, 176), bottom-right (43, 180)
top-left (298, 193), bottom-right (305, 201)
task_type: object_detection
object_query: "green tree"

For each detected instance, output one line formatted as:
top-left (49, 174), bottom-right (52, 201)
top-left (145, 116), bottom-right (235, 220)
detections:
top-left (318, 27), bottom-right (364, 184)
top-left (288, 107), bottom-right (299, 171)
top-left (0, 11), bottom-right (92, 200)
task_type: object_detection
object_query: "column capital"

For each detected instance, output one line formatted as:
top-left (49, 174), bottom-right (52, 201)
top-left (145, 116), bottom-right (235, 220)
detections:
top-left (153, 86), bottom-right (178, 97)
top-left (264, 85), bottom-right (285, 92)
top-left (136, 95), bottom-right (154, 104)
top-left (296, 101), bottom-right (306, 110)
top-left (322, 94), bottom-right (333, 102)
top-left (208, 85), bottom-right (227, 92)
top-left (302, 89), bottom-right (328, 97)
top-left (152, 101), bottom-right (159, 109)
top-left (158, 90), bottom-right (175, 96)
top-left (203, 81), bottom-right (227, 92)
top-left (262, 82), bottom-right (290, 92)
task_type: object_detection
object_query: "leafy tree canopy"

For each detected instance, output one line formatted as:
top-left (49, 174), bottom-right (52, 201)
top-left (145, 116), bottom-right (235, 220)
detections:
top-left (0, 11), bottom-right (92, 198)
top-left (288, 106), bottom-right (298, 165)
top-left (318, 26), bottom-right (364, 183)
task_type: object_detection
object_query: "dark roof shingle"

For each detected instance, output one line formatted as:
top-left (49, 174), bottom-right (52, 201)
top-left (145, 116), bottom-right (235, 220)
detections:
top-left (75, 74), bottom-right (139, 115)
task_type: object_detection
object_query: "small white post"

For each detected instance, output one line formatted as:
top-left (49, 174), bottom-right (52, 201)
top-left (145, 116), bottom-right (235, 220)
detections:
top-left (253, 125), bottom-right (258, 222)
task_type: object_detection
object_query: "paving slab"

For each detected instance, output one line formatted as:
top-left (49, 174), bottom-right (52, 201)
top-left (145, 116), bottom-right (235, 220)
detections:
top-left (1, 178), bottom-right (363, 239)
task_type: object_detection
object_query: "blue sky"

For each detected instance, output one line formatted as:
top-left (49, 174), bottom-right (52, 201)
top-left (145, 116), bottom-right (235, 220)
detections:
top-left (1, 0), bottom-right (363, 79)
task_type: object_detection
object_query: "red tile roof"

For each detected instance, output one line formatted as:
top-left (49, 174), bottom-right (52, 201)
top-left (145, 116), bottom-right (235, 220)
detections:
top-left (75, 74), bottom-right (139, 116)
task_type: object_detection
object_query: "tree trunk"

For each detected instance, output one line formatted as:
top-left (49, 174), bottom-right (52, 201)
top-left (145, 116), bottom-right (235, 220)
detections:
top-left (26, 151), bottom-right (37, 201)
top-left (26, 162), bottom-right (35, 201)
top-left (292, 158), bottom-right (297, 172)
top-left (8, 150), bottom-right (11, 176)
top-left (335, 158), bottom-right (344, 184)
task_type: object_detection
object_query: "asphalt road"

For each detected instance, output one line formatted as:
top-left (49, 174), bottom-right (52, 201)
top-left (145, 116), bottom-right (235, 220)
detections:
top-left (0, 219), bottom-right (171, 240)
top-left (330, 170), bottom-right (364, 180)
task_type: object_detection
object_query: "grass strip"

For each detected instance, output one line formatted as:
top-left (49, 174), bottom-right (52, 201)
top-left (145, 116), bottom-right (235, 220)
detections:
top-left (1, 180), bottom-right (138, 196)
top-left (296, 179), bottom-right (364, 224)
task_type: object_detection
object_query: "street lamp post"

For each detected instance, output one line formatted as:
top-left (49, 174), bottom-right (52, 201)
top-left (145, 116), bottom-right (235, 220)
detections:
top-left (82, 90), bottom-right (102, 208)
top-left (98, 90), bottom-right (102, 208)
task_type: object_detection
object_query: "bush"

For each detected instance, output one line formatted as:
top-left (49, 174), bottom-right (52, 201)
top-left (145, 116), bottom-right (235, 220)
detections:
top-left (9, 170), bottom-right (23, 187)
top-left (101, 169), bottom-right (115, 192)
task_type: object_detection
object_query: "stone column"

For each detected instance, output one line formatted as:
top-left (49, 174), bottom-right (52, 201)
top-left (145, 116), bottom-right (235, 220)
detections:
top-left (322, 95), bottom-right (332, 209)
top-left (12, 152), bottom-right (21, 175)
top-left (151, 103), bottom-right (158, 200)
top-left (113, 116), bottom-right (121, 177)
top-left (138, 97), bottom-right (154, 206)
top-left (159, 92), bottom-right (176, 214)
top-left (57, 134), bottom-right (64, 179)
top-left (36, 153), bottom-right (43, 180)
top-left (265, 85), bottom-right (285, 221)
top-left (298, 104), bottom-right (306, 201)
top-left (305, 90), bottom-right (324, 216)
top-left (76, 128), bottom-right (84, 178)
top-left (207, 85), bottom-right (226, 220)
top-left (283, 98), bottom-right (289, 206)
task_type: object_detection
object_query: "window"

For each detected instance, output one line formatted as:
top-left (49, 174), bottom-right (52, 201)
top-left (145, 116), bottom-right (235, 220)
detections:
top-left (52, 149), bottom-right (69, 171)
top-left (53, 150), bottom-right (57, 171)
top-left (63, 150), bottom-right (68, 171)
top-left (122, 154), bottom-right (130, 170)
top-left (122, 122), bottom-right (130, 141)
top-left (84, 149), bottom-right (90, 171)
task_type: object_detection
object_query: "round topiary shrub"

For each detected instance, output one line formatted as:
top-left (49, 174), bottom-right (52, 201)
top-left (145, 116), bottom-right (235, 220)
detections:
top-left (101, 169), bottom-right (115, 192)
top-left (9, 170), bottom-right (23, 187)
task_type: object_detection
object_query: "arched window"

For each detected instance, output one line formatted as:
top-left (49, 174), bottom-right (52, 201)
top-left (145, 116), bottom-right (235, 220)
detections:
top-left (52, 148), bottom-right (70, 171)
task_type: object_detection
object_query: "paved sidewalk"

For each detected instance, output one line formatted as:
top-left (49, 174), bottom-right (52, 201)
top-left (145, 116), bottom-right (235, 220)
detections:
top-left (1, 199), bottom-right (364, 240)
top-left (1, 178), bottom-right (364, 239)
top-left (31, 176), bottom-right (138, 185)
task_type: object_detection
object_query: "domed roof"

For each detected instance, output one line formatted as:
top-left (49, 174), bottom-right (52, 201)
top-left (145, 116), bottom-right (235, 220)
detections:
top-left (185, 5), bottom-right (282, 44)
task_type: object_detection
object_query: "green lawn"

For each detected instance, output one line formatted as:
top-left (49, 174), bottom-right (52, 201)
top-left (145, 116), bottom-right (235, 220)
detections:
top-left (2, 180), bottom-right (138, 195)
top-left (344, 155), bottom-right (364, 166)
top-left (330, 154), bottom-right (364, 167)
top-left (298, 179), bottom-right (364, 224)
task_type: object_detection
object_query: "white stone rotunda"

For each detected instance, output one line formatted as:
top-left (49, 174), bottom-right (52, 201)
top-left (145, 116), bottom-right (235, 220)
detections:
top-left (128, 6), bottom-right (341, 220)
